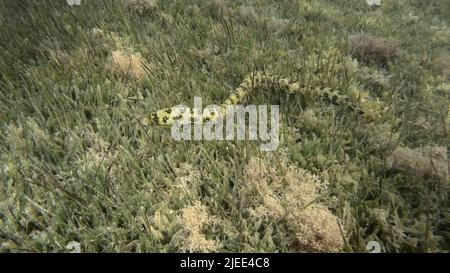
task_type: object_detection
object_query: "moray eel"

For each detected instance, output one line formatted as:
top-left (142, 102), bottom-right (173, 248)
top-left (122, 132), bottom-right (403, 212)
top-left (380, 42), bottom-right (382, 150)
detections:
top-left (142, 71), bottom-right (365, 126)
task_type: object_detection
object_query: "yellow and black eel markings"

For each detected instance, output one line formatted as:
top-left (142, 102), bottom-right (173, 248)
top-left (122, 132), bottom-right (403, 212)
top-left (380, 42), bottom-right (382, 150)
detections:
top-left (142, 71), bottom-right (366, 126)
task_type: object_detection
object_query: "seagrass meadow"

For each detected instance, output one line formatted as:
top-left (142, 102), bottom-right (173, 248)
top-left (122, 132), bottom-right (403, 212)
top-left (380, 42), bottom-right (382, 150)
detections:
top-left (0, 0), bottom-right (449, 253)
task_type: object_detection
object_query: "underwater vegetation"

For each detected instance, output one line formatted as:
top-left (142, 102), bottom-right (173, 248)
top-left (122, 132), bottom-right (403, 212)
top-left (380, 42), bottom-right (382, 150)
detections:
top-left (0, 0), bottom-right (449, 252)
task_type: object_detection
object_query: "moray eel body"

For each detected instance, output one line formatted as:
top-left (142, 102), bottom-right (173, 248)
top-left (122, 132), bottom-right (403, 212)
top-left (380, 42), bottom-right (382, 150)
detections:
top-left (143, 71), bottom-right (364, 126)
